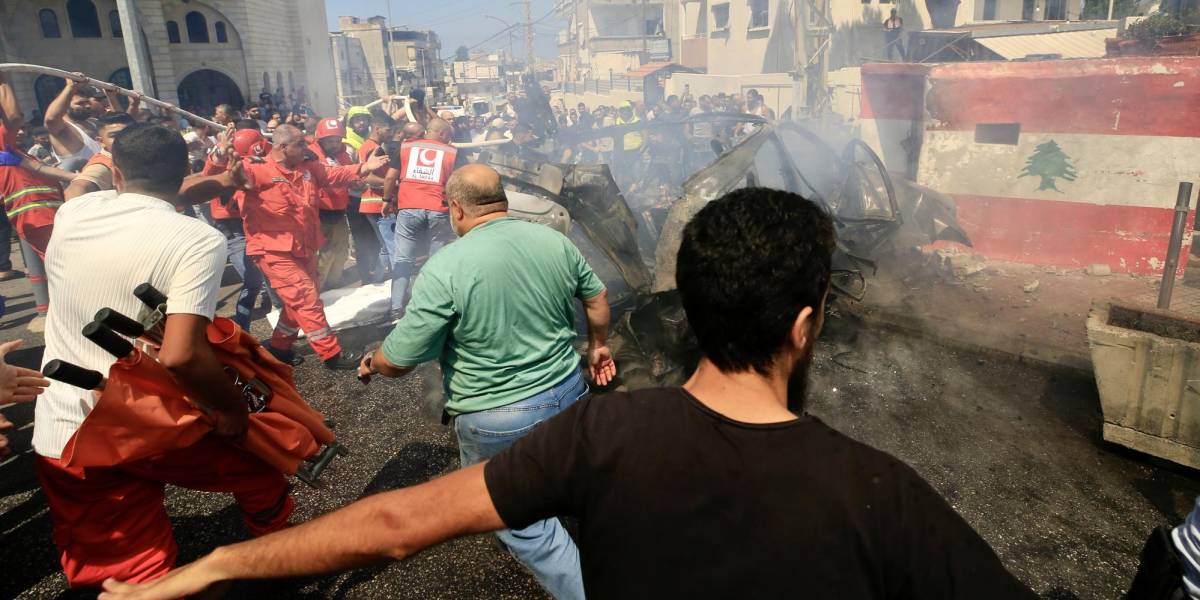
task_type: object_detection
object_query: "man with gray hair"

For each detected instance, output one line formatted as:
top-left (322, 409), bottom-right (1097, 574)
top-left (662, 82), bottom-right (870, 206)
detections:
top-left (207, 123), bottom-right (389, 369)
top-left (358, 163), bottom-right (616, 599)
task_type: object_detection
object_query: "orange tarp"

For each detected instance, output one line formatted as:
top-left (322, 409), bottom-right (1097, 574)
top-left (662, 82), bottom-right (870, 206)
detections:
top-left (60, 317), bottom-right (334, 475)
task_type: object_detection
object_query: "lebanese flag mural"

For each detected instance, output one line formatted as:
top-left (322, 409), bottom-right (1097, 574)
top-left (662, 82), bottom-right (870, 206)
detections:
top-left (861, 58), bottom-right (1200, 274)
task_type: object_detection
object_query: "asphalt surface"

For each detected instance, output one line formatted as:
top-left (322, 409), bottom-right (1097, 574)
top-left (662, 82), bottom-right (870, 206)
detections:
top-left (1, 242), bottom-right (1198, 599)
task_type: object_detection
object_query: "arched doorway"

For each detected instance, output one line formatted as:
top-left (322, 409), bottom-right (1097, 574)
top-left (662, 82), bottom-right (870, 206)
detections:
top-left (176, 69), bottom-right (243, 114)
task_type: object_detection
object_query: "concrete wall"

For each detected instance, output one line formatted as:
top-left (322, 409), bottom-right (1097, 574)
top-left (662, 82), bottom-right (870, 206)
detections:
top-left (859, 58), bottom-right (1200, 274)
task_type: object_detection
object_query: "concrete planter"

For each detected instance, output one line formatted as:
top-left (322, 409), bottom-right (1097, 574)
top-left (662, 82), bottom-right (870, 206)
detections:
top-left (1088, 301), bottom-right (1200, 469)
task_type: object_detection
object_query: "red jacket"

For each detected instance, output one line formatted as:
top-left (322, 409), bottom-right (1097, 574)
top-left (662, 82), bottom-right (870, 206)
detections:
top-left (201, 155), bottom-right (242, 220)
top-left (240, 154), bottom-right (361, 257)
top-left (397, 138), bottom-right (457, 212)
top-left (308, 141), bottom-right (353, 212)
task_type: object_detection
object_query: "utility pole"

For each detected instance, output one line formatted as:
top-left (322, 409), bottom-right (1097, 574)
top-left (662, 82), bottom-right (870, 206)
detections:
top-left (641, 0), bottom-right (648, 59)
top-left (524, 0), bottom-right (535, 71)
top-left (791, 0), bottom-right (808, 120)
top-left (386, 1), bottom-right (400, 94)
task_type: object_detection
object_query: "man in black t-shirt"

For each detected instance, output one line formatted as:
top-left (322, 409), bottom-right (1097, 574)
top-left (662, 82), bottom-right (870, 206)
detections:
top-left (100, 189), bottom-right (1036, 600)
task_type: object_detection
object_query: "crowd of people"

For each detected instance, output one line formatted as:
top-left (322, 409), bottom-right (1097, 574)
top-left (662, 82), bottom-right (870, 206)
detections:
top-left (0, 67), bottom-right (1193, 600)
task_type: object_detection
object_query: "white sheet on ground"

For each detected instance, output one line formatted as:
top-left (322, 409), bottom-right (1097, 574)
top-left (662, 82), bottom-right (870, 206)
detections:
top-left (266, 282), bottom-right (392, 338)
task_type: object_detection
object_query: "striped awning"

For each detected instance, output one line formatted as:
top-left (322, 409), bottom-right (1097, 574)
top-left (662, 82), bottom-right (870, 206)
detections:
top-left (975, 28), bottom-right (1117, 60)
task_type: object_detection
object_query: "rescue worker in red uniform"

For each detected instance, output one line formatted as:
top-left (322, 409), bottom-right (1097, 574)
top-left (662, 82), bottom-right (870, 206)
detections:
top-left (202, 125), bottom-right (275, 331)
top-left (381, 118), bottom-right (458, 314)
top-left (356, 114), bottom-right (396, 282)
top-left (309, 118), bottom-right (356, 290)
top-left (235, 124), bottom-right (388, 369)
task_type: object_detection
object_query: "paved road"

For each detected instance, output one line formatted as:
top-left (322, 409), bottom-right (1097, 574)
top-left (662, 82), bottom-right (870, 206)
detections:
top-left (0, 244), bottom-right (1196, 598)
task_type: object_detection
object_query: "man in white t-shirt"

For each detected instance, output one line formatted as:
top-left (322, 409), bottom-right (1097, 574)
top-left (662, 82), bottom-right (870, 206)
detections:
top-left (33, 123), bottom-right (294, 590)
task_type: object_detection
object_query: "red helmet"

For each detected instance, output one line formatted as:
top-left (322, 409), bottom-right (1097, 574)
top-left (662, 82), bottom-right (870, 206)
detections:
top-left (232, 129), bottom-right (271, 157)
top-left (315, 118), bottom-right (345, 140)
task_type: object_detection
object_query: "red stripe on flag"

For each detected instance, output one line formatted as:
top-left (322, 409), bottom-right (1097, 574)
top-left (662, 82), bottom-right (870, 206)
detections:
top-left (925, 58), bottom-right (1200, 137)
top-left (949, 193), bottom-right (1190, 274)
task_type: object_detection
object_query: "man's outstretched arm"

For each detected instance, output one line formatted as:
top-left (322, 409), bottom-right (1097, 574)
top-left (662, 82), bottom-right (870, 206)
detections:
top-left (99, 463), bottom-right (505, 600)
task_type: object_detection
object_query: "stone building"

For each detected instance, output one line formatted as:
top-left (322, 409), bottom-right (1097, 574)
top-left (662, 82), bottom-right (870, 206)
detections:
top-left (0, 0), bottom-right (337, 120)
top-left (331, 15), bottom-right (445, 108)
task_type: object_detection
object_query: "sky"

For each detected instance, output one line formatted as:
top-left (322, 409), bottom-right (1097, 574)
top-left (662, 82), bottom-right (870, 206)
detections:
top-left (324, 0), bottom-right (562, 61)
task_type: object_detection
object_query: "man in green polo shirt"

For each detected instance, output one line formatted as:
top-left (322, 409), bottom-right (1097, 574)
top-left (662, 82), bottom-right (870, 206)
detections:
top-left (357, 163), bottom-right (614, 600)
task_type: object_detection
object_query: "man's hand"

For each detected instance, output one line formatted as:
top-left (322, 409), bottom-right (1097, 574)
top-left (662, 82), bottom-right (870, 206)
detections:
top-left (356, 353), bottom-right (375, 385)
top-left (360, 152), bottom-right (389, 175)
top-left (100, 556), bottom-right (222, 600)
top-left (587, 344), bottom-right (616, 387)
top-left (382, 201), bottom-right (397, 217)
top-left (210, 406), bottom-right (249, 439)
top-left (222, 153), bottom-right (252, 191)
top-left (68, 72), bottom-right (89, 90)
top-left (0, 340), bottom-right (50, 404)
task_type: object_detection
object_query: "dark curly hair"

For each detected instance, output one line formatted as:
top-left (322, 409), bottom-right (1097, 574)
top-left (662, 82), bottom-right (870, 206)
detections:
top-left (676, 187), bottom-right (835, 375)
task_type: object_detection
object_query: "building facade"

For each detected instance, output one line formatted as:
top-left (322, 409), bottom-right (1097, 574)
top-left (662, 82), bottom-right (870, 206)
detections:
top-left (331, 16), bottom-right (445, 106)
top-left (557, 0), bottom-right (679, 82)
top-left (0, 0), bottom-right (337, 119)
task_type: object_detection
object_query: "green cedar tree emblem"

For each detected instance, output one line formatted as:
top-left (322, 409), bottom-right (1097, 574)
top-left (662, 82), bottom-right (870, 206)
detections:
top-left (1019, 140), bottom-right (1077, 193)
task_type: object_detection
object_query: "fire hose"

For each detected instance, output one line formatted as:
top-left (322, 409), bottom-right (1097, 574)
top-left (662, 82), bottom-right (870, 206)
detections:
top-left (0, 63), bottom-right (226, 130)
top-left (0, 64), bottom-right (511, 149)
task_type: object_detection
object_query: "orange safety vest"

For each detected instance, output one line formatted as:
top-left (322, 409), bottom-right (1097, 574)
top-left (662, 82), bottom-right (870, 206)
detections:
top-left (59, 317), bottom-right (335, 475)
top-left (356, 139), bottom-right (390, 214)
top-left (396, 138), bottom-right (457, 212)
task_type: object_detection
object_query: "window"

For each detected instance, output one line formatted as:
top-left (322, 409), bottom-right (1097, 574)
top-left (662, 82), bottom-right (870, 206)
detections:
top-left (1045, 0), bottom-right (1066, 19)
top-left (983, 0), bottom-right (997, 18)
top-left (166, 21), bottom-right (180, 43)
top-left (185, 11), bottom-right (209, 43)
top-left (66, 0), bottom-right (102, 38)
top-left (262, 72), bottom-right (271, 91)
top-left (974, 123), bottom-right (1020, 145)
top-left (34, 75), bottom-right (66, 114)
top-left (109, 10), bottom-right (122, 37)
top-left (215, 21), bottom-right (227, 43)
top-left (109, 68), bottom-right (132, 89)
top-left (750, 0), bottom-right (769, 28)
top-left (288, 72), bottom-right (295, 93)
top-left (712, 3), bottom-right (730, 29)
top-left (39, 9), bottom-right (61, 38)
top-left (108, 68), bottom-right (132, 107)
top-left (275, 71), bottom-right (283, 92)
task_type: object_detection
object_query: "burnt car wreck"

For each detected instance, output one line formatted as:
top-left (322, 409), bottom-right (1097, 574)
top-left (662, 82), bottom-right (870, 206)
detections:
top-left (476, 115), bottom-right (972, 389)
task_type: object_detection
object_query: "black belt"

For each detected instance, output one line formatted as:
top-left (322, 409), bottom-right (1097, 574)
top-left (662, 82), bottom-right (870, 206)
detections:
top-left (319, 210), bottom-right (347, 220)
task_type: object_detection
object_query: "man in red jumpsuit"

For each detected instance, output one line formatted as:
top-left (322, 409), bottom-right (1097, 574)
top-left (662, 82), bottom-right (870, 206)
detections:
top-left (237, 124), bottom-right (388, 369)
top-left (309, 118), bottom-right (356, 290)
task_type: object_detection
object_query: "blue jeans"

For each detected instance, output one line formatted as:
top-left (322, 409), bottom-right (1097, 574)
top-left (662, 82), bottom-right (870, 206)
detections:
top-left (222, 227), bottom-right (278, 330)
top-left (364, 213), bottom-right (396, 280)
top-left (454, 369), bottom-right (588, 600)
top-left (392, 209), bottom-right (452, 312)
